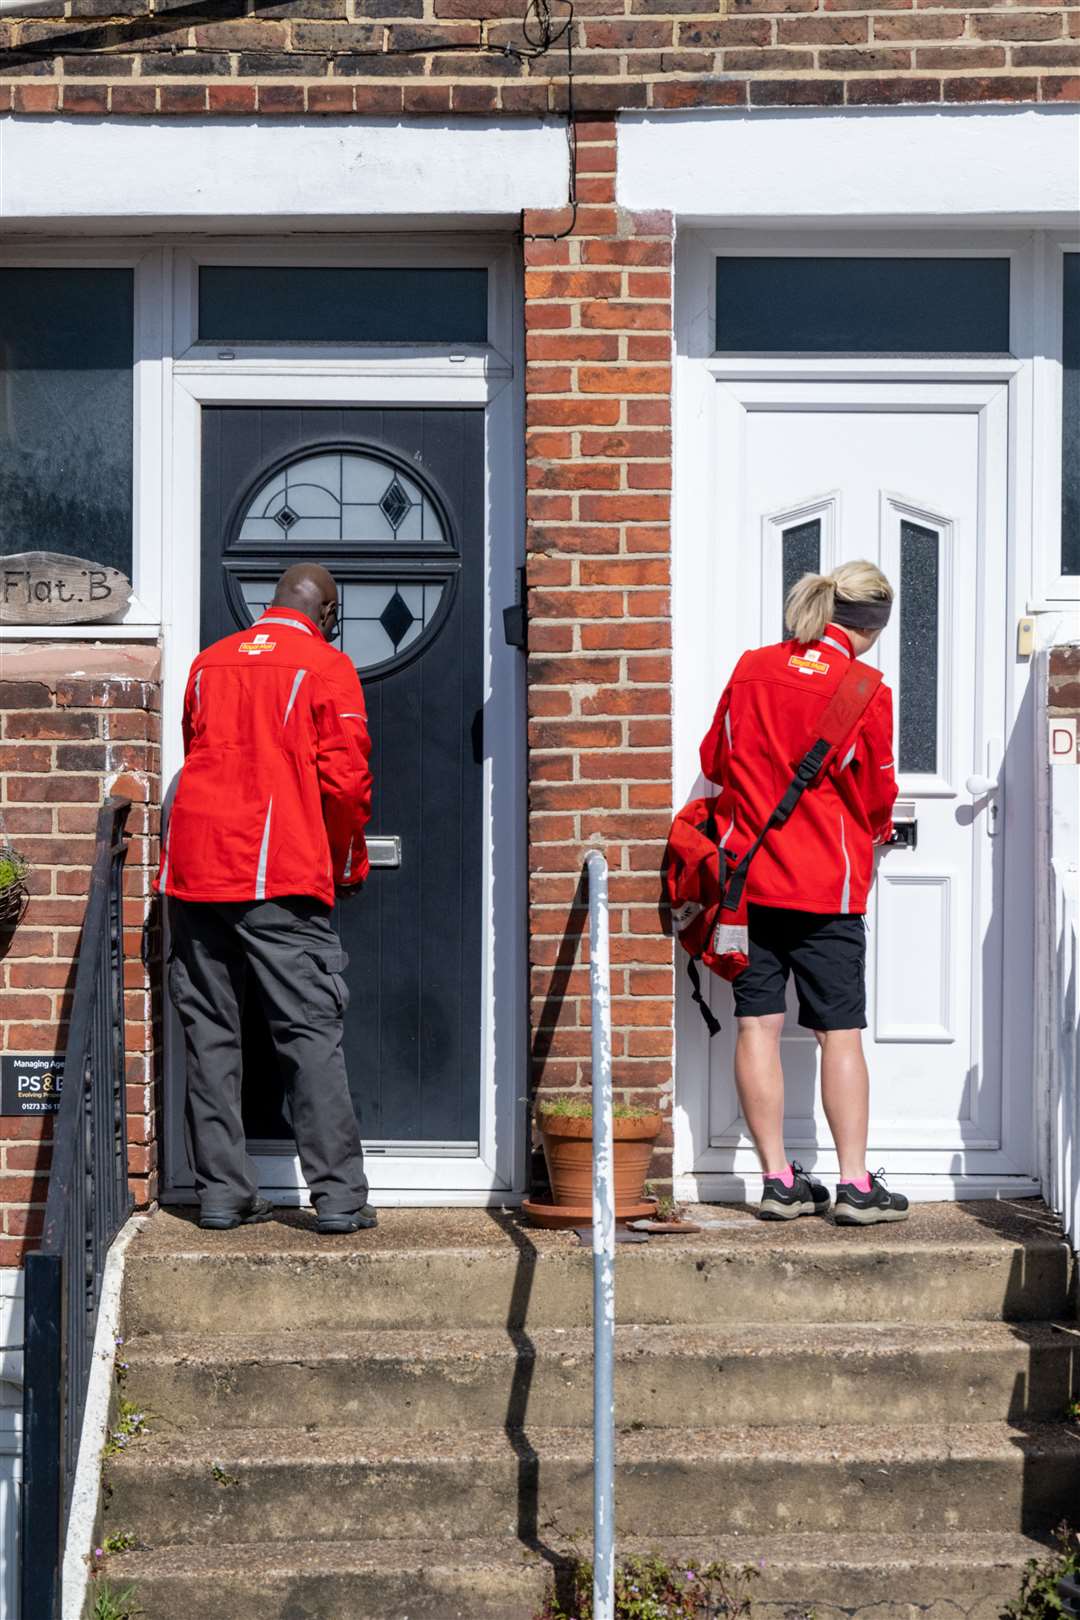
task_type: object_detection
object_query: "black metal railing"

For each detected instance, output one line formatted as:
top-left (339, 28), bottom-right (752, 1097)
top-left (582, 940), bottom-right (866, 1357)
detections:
top-left (21, 797), bottom-right (135, 1620)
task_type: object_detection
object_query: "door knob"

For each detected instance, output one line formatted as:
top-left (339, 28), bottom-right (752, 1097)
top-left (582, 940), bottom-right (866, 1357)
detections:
top-left (965, 774), bottom-right (997, 796)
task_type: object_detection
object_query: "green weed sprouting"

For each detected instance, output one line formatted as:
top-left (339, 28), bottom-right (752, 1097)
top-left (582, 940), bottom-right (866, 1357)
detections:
top-left (535, 1552), bottom-right (775, 1620)
top-left (103, 1401), bottom-right (150, 1459)
top-left (1005, 1523), bottom-right (1080, 1619)
top-left (90, 1584), bottom-right (143, 1620)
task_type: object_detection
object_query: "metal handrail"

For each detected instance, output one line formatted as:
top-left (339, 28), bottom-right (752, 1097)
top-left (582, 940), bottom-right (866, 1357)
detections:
top-left (21, 797), bottom-right (134, 1620)
top-left (586, 850), bottom-right (615, 1620)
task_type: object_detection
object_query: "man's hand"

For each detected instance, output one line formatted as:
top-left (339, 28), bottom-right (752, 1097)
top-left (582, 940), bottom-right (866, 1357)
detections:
top-left (335, 882), bottom-right (365, 903)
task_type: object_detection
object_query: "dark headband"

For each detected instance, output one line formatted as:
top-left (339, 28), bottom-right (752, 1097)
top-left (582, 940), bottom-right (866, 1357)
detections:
top-left (832, 595), bottom-right (892, 633)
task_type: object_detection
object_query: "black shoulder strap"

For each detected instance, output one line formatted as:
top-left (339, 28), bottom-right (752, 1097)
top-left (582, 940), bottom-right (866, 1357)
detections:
top-left (722, 658), bottom-right (883, 914)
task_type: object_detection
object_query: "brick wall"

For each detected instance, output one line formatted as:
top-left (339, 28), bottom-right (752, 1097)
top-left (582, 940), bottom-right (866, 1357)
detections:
top-left (1, 0), bottom-right (1077, 112)
top-left (0, 644), bottom-right (163, 1264)
top-left (524, 119), bottom-right (676, 1179)
top-left (1049, 643), bottom-right (1080, 718)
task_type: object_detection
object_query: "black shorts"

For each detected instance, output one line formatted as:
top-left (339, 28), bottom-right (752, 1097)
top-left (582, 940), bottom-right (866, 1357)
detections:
top-left (732, 904), bottom-right (867, 1031)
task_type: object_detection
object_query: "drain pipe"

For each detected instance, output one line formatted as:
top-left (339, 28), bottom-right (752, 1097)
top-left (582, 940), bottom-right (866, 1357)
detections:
top-left (586, 849), bottom-right (615, 1620)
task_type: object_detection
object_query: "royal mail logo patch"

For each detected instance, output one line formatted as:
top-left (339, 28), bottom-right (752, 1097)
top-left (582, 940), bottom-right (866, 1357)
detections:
top-left (788, 654), bottom-right (829, 676)
top-left (239, 634), bottom-right (276, 656)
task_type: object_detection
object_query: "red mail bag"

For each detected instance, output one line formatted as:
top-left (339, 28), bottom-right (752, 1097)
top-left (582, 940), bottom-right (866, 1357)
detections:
top-left (664, 658), bottom-right (884, 1035)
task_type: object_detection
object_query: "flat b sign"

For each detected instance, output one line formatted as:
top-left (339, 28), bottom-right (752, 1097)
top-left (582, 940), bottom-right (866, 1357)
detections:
top-left (1, 1054), bottom-right (65, 1116)
top-left (0, 550), bottom-right (132, 626)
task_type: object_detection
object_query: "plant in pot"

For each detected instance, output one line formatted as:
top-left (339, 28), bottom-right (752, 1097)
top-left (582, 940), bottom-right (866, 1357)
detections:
top-left (524, 1097), bottom-right (663, 1229)
top-left (0, 846), bottom-right (30, 931)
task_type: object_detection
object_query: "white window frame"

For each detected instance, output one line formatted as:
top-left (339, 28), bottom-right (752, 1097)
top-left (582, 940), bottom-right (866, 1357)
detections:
top-left (1033, 233), bottom-right (1080, 606)
top-left (1, 232), bottom-right (528, 1206)
top-left (0, 240), bottom-right (166, 635)
top-left (673, 225), bottom-right (1045, 1205)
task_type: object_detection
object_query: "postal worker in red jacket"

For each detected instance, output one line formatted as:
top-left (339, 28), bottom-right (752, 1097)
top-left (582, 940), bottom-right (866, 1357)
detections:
top-left (700, 561), bottom-right (908, 1227)
top-left (157, 564), bottom-right (377, 1235)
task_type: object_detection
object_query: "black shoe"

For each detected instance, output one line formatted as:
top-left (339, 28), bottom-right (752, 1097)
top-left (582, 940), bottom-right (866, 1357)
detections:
top-left (833, 1169), bottom-right (910, 1226)
top-left (756, 1161), bottom-right (831, 1221)
top-left (199, 1197), bottom-right (274, 1231)
top-left (316, 1204), bottom-right (379, 1234)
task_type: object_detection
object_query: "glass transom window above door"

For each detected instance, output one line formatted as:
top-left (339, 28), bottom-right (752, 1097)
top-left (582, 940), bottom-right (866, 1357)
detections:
top-left (224, 446), bottom-right (458, 679)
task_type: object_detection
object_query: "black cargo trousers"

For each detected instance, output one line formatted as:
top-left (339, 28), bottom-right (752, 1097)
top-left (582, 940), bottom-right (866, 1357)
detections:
top-left (168, 896), bottom-right (369, 1219)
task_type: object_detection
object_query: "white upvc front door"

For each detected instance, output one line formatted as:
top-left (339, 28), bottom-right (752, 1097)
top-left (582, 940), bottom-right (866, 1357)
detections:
top-left (674, 368), bottom-right (1036, 1202)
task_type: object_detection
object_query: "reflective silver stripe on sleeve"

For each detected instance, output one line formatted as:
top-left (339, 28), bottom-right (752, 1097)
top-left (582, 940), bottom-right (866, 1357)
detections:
top-left (724, 710), bottom-right (732, 748)
top-left (254, 800), bottom-right (273, 901)
top-left (257, 616), bottom-right (315, 636)
top-left (283, 669), bottom-right (307, 728)
top-left (340, 713), bottom-right (363, 719)
top-left (343, 835), bottom-right (354, 881)
top-left (840, 742), bottom-right (857, 770)
top-left (193, 670), bottom-right (202, 712)
top-left (820, 635), bottom-right (851, 658)
top-left (719, 813), bottom-right (736, 850)
top-left (839, 813), bottom-right (851, 913)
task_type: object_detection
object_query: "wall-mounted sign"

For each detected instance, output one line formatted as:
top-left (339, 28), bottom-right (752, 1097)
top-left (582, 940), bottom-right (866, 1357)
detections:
top-left (0, 551), bottom-right (132, 627)
top-left (1050, 716), bottom-right (1080, 766)
top-left (1, 1053), bottom-right (65, 1116)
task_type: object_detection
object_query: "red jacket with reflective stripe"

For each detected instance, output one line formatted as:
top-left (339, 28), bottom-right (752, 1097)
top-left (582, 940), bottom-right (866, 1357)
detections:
top-left (157, 609), bottom-right (372, 906)
top-left (699, 625), bottom-right (897, 916)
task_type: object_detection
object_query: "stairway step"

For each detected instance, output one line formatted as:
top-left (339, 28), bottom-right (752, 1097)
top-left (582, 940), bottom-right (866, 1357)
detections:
top-left (121, 1202), bottom-right (1073, 1334)
top-left (105, 1530), bottom-right (1054, 1620)
top-left (104, 1421), bottom-right (1080, 1547)
top-left (122, 1320), bottom-right (1078, 1431)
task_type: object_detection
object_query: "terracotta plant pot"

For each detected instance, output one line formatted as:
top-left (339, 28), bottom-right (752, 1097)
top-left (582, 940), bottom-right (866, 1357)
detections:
top-left (538, 1110), bottom-right (662, 1216)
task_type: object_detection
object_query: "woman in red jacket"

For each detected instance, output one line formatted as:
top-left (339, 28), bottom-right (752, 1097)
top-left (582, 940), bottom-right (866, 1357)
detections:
top-left (699, 561), bottom-right (908, 1227)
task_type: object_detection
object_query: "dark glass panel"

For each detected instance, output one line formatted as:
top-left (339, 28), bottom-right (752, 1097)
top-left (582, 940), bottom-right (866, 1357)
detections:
top-left (1062, 252), bottom-right (1079, 576)
top-left (715, 257), bottom-right (1010, 355)
top-left (0, 268), bottom-right (133, 574)
top-left (782, 518), bottom-right (821, 637)
top-left (899, 521), bottom-right (939, 775)
top-left (198, 266), bottom-right (489, 345)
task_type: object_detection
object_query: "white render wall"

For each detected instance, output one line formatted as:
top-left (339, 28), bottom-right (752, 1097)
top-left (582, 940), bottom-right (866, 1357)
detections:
top-left (0, 116), bottom-right (569, 226)
top-left (618, 106), bottom-right (1080, 224)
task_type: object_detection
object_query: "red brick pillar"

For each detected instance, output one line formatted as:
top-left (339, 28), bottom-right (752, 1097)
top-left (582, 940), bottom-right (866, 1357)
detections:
top-left (0, 647), bottom-right (164, 1254)
top-left (523, 118), bottom-right (676, 1184)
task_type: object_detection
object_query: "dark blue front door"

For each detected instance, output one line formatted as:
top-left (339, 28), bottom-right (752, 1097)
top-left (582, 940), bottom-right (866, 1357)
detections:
top-left (198, 406), bottom-right (485, 1150)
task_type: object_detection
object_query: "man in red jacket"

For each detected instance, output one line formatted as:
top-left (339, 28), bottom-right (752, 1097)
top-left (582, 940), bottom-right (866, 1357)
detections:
top-left (158, 564), bottom-right (376, 1234)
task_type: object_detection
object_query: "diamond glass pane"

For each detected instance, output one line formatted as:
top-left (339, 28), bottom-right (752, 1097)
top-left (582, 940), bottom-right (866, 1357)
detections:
top-left (899, 521), bottom-right (940, 775)
top-left (339, 579), bottom-right (445, 672)
top-left (782, 519), bottom-right (822, 637)
top-left (238, 451), bottom-right (445, 546)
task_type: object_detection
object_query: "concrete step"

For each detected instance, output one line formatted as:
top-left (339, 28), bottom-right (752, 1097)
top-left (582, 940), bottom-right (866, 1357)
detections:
top-left (122, 1202), bottom-right (1073, 1335)
top-left (122, 1320), bottom-right (1078, 1433)
top-left (105, 1530), bottom-right (1055, 1620)
top-left (104, 1421), bottom-right (1080, 1547)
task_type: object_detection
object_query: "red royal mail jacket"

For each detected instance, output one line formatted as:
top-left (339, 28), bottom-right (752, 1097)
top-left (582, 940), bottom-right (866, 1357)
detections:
top-left (699, 625), bottom-right (898, 916)
top-left (157, 608), bottom-right (372, 907)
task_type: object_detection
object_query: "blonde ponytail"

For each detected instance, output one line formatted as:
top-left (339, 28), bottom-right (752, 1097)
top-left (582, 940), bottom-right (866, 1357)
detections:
top-left (785, 560), bottom-right (893, 644)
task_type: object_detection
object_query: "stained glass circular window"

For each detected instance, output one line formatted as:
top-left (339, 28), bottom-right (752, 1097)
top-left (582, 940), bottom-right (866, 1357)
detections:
top-left (228, 448), bottom-right (457, 678)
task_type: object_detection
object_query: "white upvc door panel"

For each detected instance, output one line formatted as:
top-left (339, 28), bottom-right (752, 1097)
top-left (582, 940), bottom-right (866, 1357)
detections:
top-left (676, 379), bottom-right (1024, 1198)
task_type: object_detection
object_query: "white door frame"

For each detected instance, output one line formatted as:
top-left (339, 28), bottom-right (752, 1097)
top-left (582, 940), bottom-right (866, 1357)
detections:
top-left (159, 235), bottom-right (527, 1205)
top-left (672, 226), bottom-right (1042, 1203)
